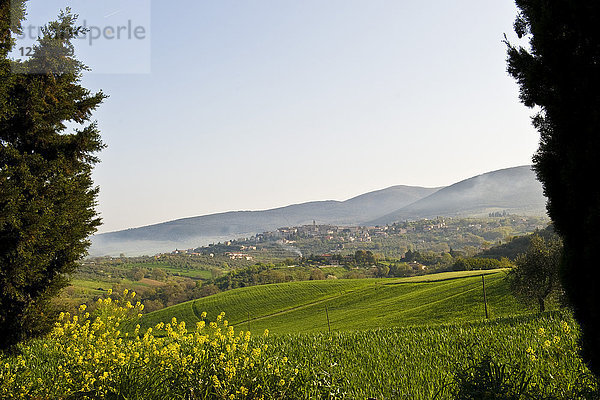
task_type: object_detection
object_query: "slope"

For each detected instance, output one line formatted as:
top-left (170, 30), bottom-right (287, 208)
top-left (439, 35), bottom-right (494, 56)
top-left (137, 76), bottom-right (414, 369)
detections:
top-left (90, 185), bottom-right (439, 256)
top-left (371, 165), bottom-right (546, 225)
top-left (141, 269), bottom-right (526, 334)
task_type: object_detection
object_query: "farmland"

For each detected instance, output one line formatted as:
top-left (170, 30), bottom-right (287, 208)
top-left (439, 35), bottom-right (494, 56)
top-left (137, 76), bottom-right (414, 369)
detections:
top-left (1, 295), bottom-right (596, 399)
top-left (268, 311), bottom-right (597, 398)
top-left (141, 270), bottom-right (526, 334)
top-left (1, 269), bottom-right (597, 398)
top-left (3, 246), bottom-right (595, 399)
top-left (55, 216), bottom-right (549, 315)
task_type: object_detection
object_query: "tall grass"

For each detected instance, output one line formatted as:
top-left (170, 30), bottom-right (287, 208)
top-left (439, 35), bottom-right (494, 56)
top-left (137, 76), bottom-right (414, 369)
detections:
top-left (270, 311), bottom-right (597, 398)
top-left (1, 295), bottom-right (597, 399)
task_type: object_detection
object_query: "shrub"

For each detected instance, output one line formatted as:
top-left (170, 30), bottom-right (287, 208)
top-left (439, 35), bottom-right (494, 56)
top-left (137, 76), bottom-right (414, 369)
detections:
top-left (0, 290), bottom-right (302, 399)
top-left (452, 356), bottom-right (535, 399)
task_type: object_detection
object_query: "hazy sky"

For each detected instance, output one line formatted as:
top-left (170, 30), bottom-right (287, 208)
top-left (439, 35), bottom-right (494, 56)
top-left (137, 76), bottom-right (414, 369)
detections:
top-left (14, 0), bottom-right (539, 233)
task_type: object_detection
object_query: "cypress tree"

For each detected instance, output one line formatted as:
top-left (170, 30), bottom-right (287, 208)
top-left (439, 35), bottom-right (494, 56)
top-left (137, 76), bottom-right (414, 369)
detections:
top-left (506, 0), bottom-right (600, 374)
top-left (0, 2), bottom-right (105, 349)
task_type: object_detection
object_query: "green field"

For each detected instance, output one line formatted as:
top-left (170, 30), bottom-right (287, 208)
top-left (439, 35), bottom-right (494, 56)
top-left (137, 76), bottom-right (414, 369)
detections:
top-left (142, 269), bottom-right (528, 334)
top-left (266, 311), bottom-right (596, 399)
top-left (4, 269), bottom-right (597, 399)
top-left (59, 277), bottom-right (161, 306)
top-left (4, 298), bottom-right (595, 399)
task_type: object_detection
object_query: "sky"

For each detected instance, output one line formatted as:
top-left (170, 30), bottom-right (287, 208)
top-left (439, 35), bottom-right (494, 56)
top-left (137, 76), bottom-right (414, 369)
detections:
top-left (13, 0), bottom-right (539, 233)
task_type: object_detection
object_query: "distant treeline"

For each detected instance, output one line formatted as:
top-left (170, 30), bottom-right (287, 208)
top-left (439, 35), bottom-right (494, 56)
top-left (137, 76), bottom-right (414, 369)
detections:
top-left (451, 257), bottom-right (512, 271)
top-left (206, 250), bottom-right (515, 292)
top-left (477, 225), bottom-right (556, 260)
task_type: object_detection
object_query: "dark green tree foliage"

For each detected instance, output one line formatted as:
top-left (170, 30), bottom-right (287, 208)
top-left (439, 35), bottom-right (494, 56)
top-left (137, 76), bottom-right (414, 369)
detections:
top-left (451, 257), bottom-right (512, 272)
top-left (505, 0), bottom-right (600, 374)
top-left (354, 250), bottom-right (377, 266)
top-left (0, 4), bottom-right (105, 349)
top-left (477, 225), bottom-right (555, 261)
top-left (508, 234), bottom-right (563, 313)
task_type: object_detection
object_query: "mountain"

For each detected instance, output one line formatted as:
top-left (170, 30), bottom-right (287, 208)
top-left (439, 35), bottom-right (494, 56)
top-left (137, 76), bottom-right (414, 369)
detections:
top-left (369, 166), bottom-right (546, 225)
top-left (90, 165), bottom-right (547, 256)
top-left (90, 185), bottom-right (440, 256)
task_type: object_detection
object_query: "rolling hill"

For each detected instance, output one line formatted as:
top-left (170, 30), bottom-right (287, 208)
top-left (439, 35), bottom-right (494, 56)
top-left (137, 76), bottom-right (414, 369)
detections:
top-left (90, 185), bottom-right (440, 256)
top-left (370, 165), bottom-right (546, 225)
top-left (90, 165), bottom-right (546, 256)
top-left (141, 269), bottom-right (526, 335)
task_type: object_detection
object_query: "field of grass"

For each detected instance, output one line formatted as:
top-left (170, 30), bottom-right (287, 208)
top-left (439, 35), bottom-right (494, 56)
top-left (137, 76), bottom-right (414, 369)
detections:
top-left (117, 261), bottom-right (216, 279)
top-left (2, 298), bottom-right (596, 399)
top-left (142, 269), bottom-right (528, 334)
top-left (269, 311), bottom-right (597, 398)
top-left (5, 269), bottom-right (595, 399)
top-left (58, 277), bottom-right (163, 306)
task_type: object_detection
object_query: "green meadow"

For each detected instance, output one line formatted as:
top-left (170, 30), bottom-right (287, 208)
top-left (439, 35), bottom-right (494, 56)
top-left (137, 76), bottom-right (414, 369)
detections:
top-left (142, 269), bottom-right (526, 334)
top-left (2, 270), bottom-right (598, 399)
top-left (266, 311), bottom-right (597, 399)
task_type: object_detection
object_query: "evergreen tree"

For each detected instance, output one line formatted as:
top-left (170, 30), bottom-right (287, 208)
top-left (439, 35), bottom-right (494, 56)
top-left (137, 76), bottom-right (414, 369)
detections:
top-left (0, 2), bottom-right (105, 349)
top-left (506, 1), bottom-right (600, 374)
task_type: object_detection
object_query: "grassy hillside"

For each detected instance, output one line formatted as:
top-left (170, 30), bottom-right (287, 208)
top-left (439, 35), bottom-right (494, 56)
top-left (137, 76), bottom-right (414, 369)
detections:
top-left (142, 269), bottom-right (527, 334)
top-left (5, 297), bottom-right (595, 399)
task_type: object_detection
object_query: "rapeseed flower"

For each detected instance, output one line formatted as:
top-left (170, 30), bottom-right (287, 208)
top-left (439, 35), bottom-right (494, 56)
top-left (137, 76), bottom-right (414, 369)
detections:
top-left (0, 294), bottom-right (301, 399)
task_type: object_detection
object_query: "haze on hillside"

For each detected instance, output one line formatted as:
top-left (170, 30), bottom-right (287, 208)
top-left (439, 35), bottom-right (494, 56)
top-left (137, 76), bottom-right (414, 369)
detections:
top-left (8, 0), bottom-right (539, 233)
top-left (370, 165), bottom-right (545, 224)
top-left (90, 165), bottom-right (547, 256)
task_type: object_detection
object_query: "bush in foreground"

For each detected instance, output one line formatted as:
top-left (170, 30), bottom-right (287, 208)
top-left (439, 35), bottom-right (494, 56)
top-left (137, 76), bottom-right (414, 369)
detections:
top-left (0, 290), bottom-right (301, 399)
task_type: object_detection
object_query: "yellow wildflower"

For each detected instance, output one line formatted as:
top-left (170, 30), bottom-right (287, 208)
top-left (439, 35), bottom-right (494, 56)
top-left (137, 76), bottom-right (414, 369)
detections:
top-left (537, 327), bottom-right (545, 336)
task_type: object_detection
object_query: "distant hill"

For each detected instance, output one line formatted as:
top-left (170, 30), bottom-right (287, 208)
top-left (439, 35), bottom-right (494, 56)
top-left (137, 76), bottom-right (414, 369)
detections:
top-left (370, 166), bottom-right (546, 225)
top-left (90, 185), bottom-right (439, 256)
top-left (90, 165), bottom-right (547, 256)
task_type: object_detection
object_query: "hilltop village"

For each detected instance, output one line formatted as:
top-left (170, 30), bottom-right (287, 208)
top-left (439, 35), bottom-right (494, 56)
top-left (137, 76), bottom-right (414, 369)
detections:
top-left (169, 215), bottom-right (548, 261)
